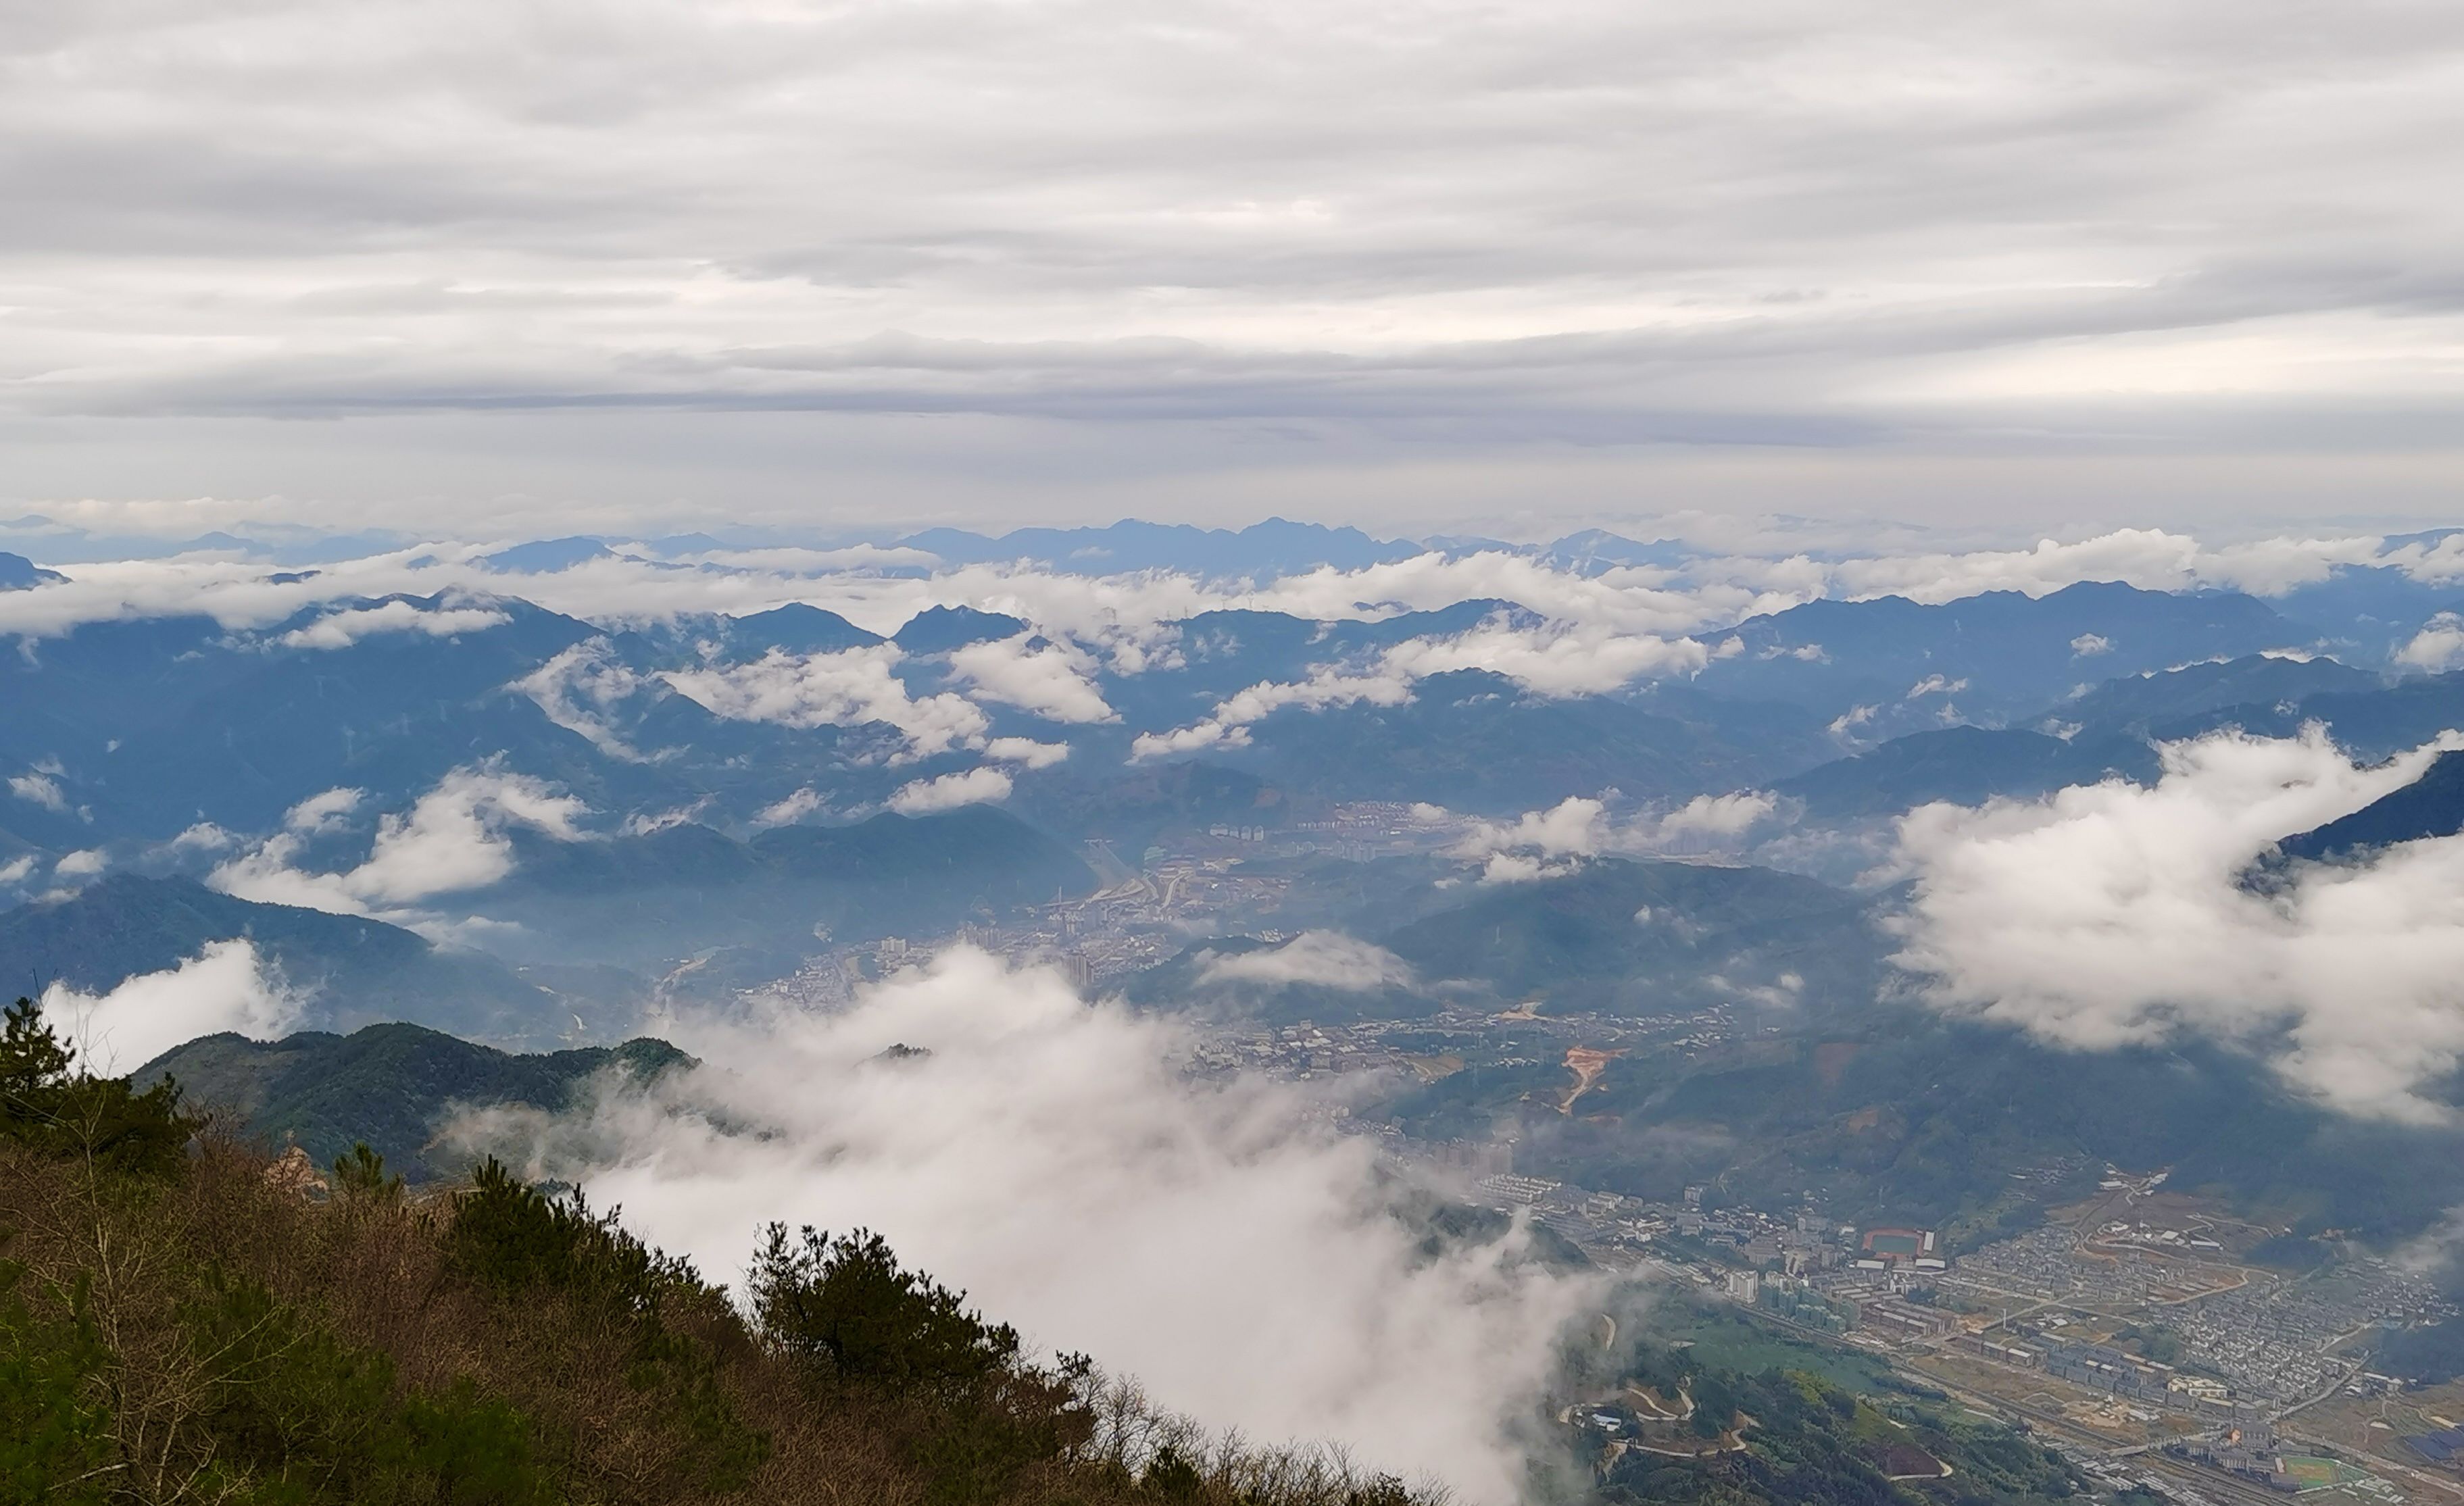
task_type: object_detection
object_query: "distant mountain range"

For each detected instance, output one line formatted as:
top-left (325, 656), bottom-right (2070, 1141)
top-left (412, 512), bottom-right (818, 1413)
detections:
top-left (480, 804), bottom-right (1095, 966)
top-left (900, 518), bottom-right (1427, 577)
top-left (1767, 653), bottom-right (2464, 820)
top-left (0, 574), bottom-right (2362, 867)
top-left (9, 525), bottom-right (2464, 1080)
top-left (1694, 581), bottom-right (2316, 737)
top-left (0, 874), bottom-right (570, 1040)
top-left (0, 806), bottom-right (1092, 1022)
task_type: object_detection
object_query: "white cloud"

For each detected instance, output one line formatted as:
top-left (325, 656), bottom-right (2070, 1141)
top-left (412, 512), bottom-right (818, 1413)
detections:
top-left (1820, 530), bottom-right (2388, 605)
top-left (1260, 554), bottom-right (1779, 641)
top-left (1131, 665), bottom-right (1420, 761)
top-left (44, 940), bottom-right (305, 1076)
top-left (1905, 674), bottom-right (1969, 699)
top-left (983, 736), bottom-right (1071, 769)
top-left (1135, 612), bottom-right (1708, 757)
top-left (750, 787), bottom-right (824, 828)
top-left (165, 822), bottom-right (237, 853)
top-left (512, 638), bottom-right (659, 761)
top-left (8, 773), bottom-right (66, 811)
top-left (2071, 632), bottom-right (2113, 657)
top-left (0, 855), bottom-right (34, 886)
top-left (1827, 704), bottom-right (1878, 739)
top-left (2396, 613), bottom-right (2464, 672)
top-left (276, 598), bottom-right (511, 650)
top-left (212, 764), bottom-right (588, 917)
top-left (1198, 932), bottom-right (1414, 992)
top-left (662, 645), bottom-right (989, 763)
top-left (1475, 851), bottom-right (1571, 885)
top-left (1453, 796), bottom-right (1608, 863)
top-left (1452, 797), bottom-right (1606, 883)
top-left (284, 786), bottom-right (365, 835)
top-left (947, 634), bottom-right (1116, 723)
top-left (1450, 790), bottom-right (1780, 880)
top-left (1379, 617), bottom-right (1708, 697)
top-left (447, 949), bottom-right (1597, 1501)
top-left (1652, 790), bottom-right (1779, 842)
top-left (1890, 728), bottom-right (2464, 1122)
top-left (888, 765), bottom-right (1013, 815)
top-left (1128, 722), bottom-right (1241, 759)
top-left (1128, 606), bottom-right (1715, 759)
top-left (54, 849), bottom-right (107, 878)
top-left (621, 803), bottom-right (708, 836)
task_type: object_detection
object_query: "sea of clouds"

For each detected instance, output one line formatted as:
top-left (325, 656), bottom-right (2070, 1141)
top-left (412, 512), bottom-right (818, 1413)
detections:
top-left (447, 950), bottom-right (1606, 1503)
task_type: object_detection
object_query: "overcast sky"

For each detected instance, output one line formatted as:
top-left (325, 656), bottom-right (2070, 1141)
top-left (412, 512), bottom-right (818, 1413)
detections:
top-left (7, 1), bottom-right (2462, 540)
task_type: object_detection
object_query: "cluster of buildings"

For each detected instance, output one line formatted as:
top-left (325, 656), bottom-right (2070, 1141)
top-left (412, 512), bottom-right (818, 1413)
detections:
top-left (1947, 1224), bottom-right (2229, 1309)
top-left (1184, 1020), bottom-right (1423, 1080)
top-left (2162, 1259), bottom-right (2447, 1404)
top-left (1421, 1159), bottom-right (1985, 1351)
top-left (2166, 1420), bottom-right (2288, 1482)
top-left (2042, 1341), bottom-right (2198, 1405)
top-left (1906, 1222), bottom-right (2450, 1407)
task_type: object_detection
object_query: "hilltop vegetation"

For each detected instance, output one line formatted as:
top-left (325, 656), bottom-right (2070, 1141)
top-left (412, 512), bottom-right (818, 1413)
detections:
top-left (134, 1023), bottom-right (691, 1182)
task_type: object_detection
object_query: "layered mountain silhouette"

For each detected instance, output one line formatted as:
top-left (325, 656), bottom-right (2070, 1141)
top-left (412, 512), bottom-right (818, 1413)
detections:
top-left (2282, 747), bottom-right (2464, 862)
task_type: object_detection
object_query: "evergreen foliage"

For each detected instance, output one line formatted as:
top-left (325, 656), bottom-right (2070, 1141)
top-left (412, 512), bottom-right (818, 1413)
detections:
top-left (748, 1224), bottom-right (1020, 1397)
top-left (0, 997), bottom-right (195, 1175)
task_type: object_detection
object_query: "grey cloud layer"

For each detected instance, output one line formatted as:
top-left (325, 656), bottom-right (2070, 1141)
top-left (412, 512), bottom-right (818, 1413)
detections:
top-left (6, 0), bottom-right (2464, 469)
top-left (453, 950), bottom-right (1598, 1503)
top-left (10, 525), bottom-right (2462, 645)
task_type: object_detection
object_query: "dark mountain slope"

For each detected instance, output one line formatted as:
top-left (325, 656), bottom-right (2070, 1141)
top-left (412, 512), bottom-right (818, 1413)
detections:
top-left (892, 604), bottom-right (1027, 653)
top-left (484, 806), bottom-right (1095, 963)
top-left (2154, 672), bottom-right (2464, 761)
top-left (1378, 857), bottom-right (1883, 1012)
top-left (0, 596), bottom-right (603, 837)
top-left (2044, 652), bottom-right (2380, 737)
top-left (0, 550), bottom-right (66, 588)
top-left (1208, 671), bottom-right (1834, 812)
top-left (0, 874), bottom-right (566, 1040)
top-left (2281, 747), bottom-right (2464, 861)
top-left (1085, 602), bottom-right (1532, 730)
top-left (1776, 724), bottom-right (2159, 818)
top-left (136, 1022), bottom-right (687, 1179)
top-left (1014, 761), bottom-right (1296, 852)
top-left (719, 602), bottom-right (884, 655)
top-left (1695, 582), bottom-right (2309, 732)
